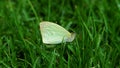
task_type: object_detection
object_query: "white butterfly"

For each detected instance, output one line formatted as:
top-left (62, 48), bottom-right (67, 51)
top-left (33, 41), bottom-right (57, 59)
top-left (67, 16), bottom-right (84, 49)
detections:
top-left (40, 21), bottom-right (76, 44)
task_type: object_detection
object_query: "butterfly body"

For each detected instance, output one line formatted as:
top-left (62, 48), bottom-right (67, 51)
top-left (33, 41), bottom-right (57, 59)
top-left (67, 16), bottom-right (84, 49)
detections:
top-left (40, 21), bottom-right (75, 44)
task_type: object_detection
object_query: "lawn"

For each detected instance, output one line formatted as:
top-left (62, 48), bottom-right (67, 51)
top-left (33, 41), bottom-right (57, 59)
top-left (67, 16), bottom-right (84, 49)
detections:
top-left (0, 0), bottom-right (120, 68)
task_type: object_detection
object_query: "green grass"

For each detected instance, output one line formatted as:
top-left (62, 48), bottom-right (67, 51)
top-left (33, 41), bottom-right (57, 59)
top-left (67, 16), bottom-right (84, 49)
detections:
top-left (0, 0), bottom-right (120, 68)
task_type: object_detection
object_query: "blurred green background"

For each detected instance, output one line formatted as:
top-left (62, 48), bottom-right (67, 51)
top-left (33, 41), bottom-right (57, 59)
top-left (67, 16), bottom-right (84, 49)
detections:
top-left (0, 0), bottom-right (120, 68)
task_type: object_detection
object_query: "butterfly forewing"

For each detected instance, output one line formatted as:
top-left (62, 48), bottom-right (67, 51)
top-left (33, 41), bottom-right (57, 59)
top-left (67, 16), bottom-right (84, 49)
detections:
top-left (40, 21), bottom-right (71, 44)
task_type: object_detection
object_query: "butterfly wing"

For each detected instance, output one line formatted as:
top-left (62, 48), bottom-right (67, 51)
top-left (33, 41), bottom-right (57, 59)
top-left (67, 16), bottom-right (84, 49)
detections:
top-left (40, 21), bottom-right (72, 44)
